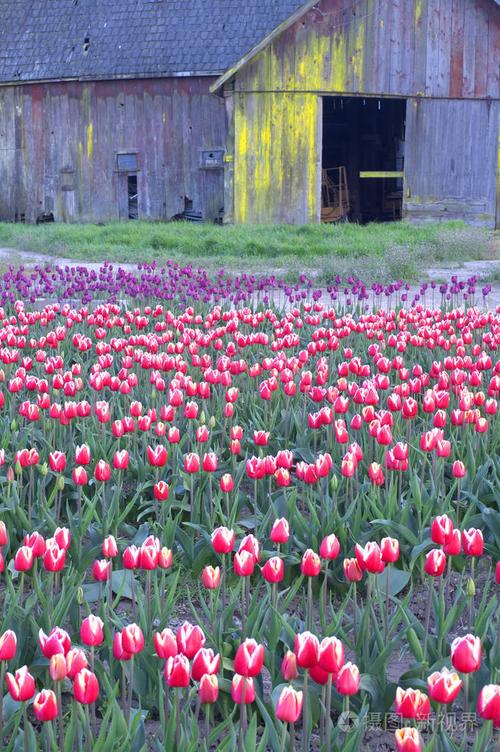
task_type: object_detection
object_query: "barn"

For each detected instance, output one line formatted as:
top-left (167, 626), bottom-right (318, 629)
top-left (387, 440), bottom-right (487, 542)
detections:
top-left (213, 0), bottom-right (500, 227)
top-left (0, 0), bottom-right (303, 223)
top-left (0, 0), bottom-right (499, 227)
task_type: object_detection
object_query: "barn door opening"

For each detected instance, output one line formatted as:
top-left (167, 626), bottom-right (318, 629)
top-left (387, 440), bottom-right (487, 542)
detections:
top-left (322, 96), bottom-right (406, 223)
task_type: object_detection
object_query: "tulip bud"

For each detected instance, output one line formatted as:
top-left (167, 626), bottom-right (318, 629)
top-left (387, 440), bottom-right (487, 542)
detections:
top-left (281, 650), bottom-right (298, 681)
top-left (275, 686), bottom-right (304, 723)
top-left (234, 639), bottom-right (265, 677)
top-left (301, 549), bottom-right (321, 577)
top-left (73, 669), bottom-right (99, 704)
top-left (466, 577), bottom-right (476, 598)
top-left (0, 630), bottom-right (17, 661)
top-left (395, 727), bottom-right (422, 752)
top-left (451, 634), bottom-right (481, 673)
top-left (201, 565), bottom-right (220, 590)
top-left (165, 654), bottom-right (190, 688)
top-left (33, 689), bottom-right (58, 722)
top-left (335, 662), bottom-right (360, 695)
top-left (231, 674), bottom-right (255, 704)
top-left (6, 666), bottom-right (35, 702)
top-left (49, 654), bottom-right (68, 682)
top-left (199, 674), bottom-right (218, 704)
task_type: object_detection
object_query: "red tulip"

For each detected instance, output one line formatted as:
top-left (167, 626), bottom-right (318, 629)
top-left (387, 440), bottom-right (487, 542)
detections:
top-left (355, 542), bottom-right (385, 574)
top-left (154, 481), bottom-right (170, 501)
top-left (431, 515), bottom-right (453, 545)
top-left (294, 631), bottom-right (319, 669)
top-left (113, 450), bottom-right (129, 470)
top-left (33, 689), bottom-right (58, 722)
top-left (281, 650), bottom-right (298, 681)
top-left (113, 632), bottom-right (132, 662)
top-left (319, 534), bottom-right (340, 560)
top-left (201, 565), bottom-right (220, 589)
top-left (140, 544), bottom-right (159, 570)
top-left (74, 669), bottom-right (99, 704)
top-left (451, 634), bottom-right (481, 673)
top-left (154, 629), bottom-right (177, 660)
top-left (121, 624), bottom-right (144, 655)
top-left (219, 473), bottom-right (234, 492)
top-left (318, 636), bottom-right (344, 675)
top-left (234, 639), bottom-right (265, 677)
top-left (43, 544), bottom-right (66, 572)
top-left (6, 666), bottom-right (35, 701)
top-left (234, 550), bottom-right (255, 577)
top-left (270, 518), bottom-right (289, 544)
top-left (427, 668), bottom-right (462, 704)
top-left (261, 556), bottom-right (284, 584)
top-left (66, 648), bottom-right (89, 679)
top-left (443, 528), bottom-right (461, 556)
top-left (380, 537), bottom-right (400, 564)
top-left (301, 549), bottom-right (321, 577)
top-left (54, 527), bottom-right (70, 551)
top-left (102, 535), bottom-right (118, 558)
top-left (39, 627), bottom-right (71, 658)
top-left (75, 444), bottom-right (91, 465)
top-left (80, 615), bottom-right (104, 647)
top-left (191, 648), bottom-right (220, 681)
top-left (94, 460), bottom-right (111, 482)
top-left (231, 674), bottom-right (255, 704)
top-left (496, 561), bottom-right (500, 585)
top-left (335, 662), bottom-right (360, 695)
top-left (123, 545), bottom-right (140, 569)
top-left (452, 460), bottom-right (466, 478)
top-left (49, 451), bottom-right (66, 473)
top-left (238, 534), bottom-right (260, 562)
top-left (73, 466), bottom-right (88, 485)
top-left (176, 622), bottom-right (205, 659)
top-left (461, 528), bottom-right (484, 557)
top-left (424, 549), bottom-right (446, 577)
top-left (395, 727), bottom-right (422, 752)
top-left (147, 445), bottom-right (168, 468)
top-left (343, 558), bottom-right (363, 582)
top-left (165, 654), bottom-right (190, 687)
top-left (253, 430), bottom-right (269, 446)
top-left (477, 684), bottom-right (500, 721)
top-left (0, 630), bottom-right (17, 661)
top-left (275, 686), bottom-right (303, 723)
top-left (183, 453), bottom-right (200, 473)
top-left (0, 521), bottom-right (8, 547)
top-left (395, 687), bottom-right (431, 719)
top-left (14, 546), bottom-right (34, 571)
top-left (202, 452), bottom-right (218, 472)
top-left (199, 674), bottom-right (219, 704)
top-left (92, 559), bottom-right (111, 581)
top-left (368, 462), bottom-right (385, 486)
top-left (49, 654), bottom-right (68, 682)
top-left (211, 527), bottom-right (235, 554)
top-left (24, 531), bottom-right (46, 557)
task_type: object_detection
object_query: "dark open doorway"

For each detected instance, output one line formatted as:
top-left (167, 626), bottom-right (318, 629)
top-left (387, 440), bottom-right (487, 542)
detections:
top-left (127, 175), bottom-right (138, 220)
top-left (321, 96), bottom-right (406, 223)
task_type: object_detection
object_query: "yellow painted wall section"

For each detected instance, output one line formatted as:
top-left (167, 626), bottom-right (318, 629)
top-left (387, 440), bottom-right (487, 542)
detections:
top-left (86, 122), bottom-right (93, 160)
top-left (234, 92), bottom-right (319, 224)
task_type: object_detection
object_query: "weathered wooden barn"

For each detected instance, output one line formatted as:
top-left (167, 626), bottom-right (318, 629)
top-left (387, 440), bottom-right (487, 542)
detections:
top-left (0, 0), bottom-right (304, 223)
top-left (0, 0), bottom-right (499, 227)
top-left (213, 0), bottom-right (500, 227)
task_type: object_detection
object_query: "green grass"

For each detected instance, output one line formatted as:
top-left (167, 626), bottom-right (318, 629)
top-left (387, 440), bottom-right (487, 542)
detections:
top-left (0, 219), bottom-right (495, 283)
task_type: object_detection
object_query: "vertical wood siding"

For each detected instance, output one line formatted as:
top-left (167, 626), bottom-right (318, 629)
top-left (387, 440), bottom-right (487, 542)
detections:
top-left (228, 0), bottom-right (500, 225)
top-left (0, 77), bottom-right (226, 223)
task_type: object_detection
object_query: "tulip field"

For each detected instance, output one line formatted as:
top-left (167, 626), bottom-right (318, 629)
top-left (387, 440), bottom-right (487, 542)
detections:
top-left (0, 262), bottom-right (497, 751)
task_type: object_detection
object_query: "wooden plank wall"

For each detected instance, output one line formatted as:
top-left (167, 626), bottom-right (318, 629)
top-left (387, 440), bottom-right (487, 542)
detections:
top-left (0, 77), bottom-right (226, 223)
top-left (228, 0), bottom-right (500, 225)
top-left (235, 0), bottom-right (500, 98)
top-left (405, 98), bottom-right (500, 226)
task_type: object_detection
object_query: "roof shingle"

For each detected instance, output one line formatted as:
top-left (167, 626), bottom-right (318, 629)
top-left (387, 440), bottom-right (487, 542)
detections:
top-left (0, 0), bottom-right (306, 83)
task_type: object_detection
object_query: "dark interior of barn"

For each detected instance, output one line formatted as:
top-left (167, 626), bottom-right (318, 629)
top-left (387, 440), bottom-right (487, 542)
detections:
top-left (321, 96), bottom-right (406, 224)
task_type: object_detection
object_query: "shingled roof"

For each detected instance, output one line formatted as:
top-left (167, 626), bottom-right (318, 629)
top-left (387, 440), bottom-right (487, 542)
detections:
top-left (0, 0), bottom-right (306, 84)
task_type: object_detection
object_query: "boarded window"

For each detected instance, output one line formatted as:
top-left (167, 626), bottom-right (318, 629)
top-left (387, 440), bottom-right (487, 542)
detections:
top-left (117, 153), bottom-right (138, 172)
top-left (200, 150), bottom-right (224, 169)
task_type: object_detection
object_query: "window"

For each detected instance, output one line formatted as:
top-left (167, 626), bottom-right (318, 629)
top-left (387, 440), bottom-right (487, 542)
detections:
top-left (117, 153), bottom-right (138, 172)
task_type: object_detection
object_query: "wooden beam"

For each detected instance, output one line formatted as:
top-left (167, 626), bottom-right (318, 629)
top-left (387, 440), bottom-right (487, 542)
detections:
top-left (359, 171), bottom-right (404, 178)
